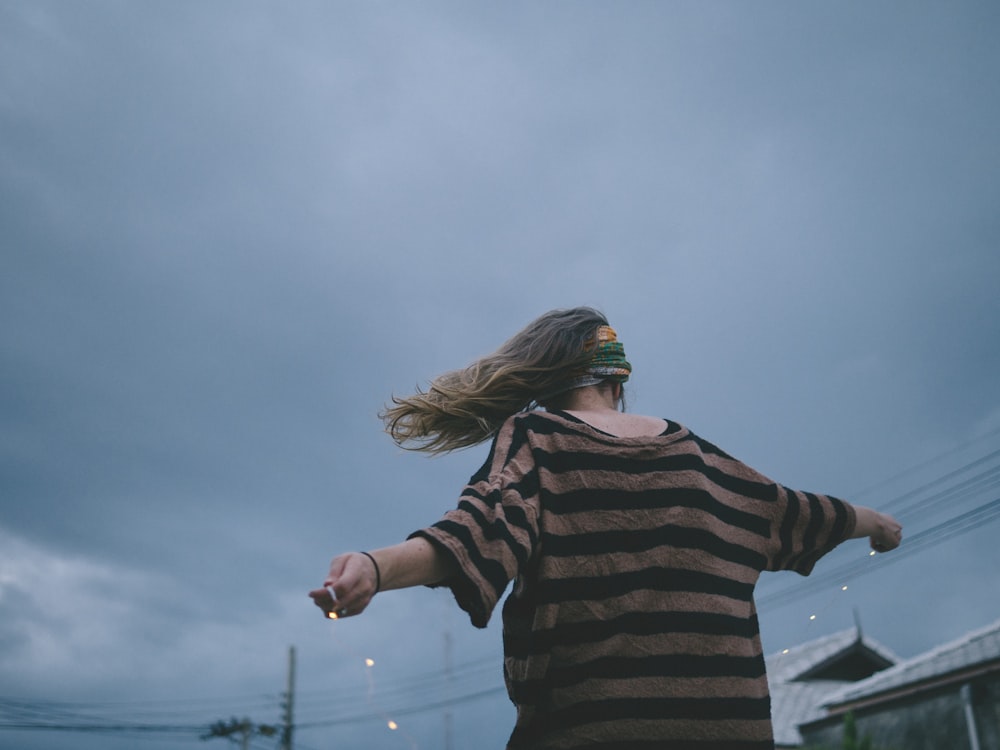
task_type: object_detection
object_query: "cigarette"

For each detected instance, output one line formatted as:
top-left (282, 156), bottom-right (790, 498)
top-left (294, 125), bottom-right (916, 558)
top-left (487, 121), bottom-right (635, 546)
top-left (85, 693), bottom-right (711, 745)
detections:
top-left (326, 586), bottom-right (339, 619)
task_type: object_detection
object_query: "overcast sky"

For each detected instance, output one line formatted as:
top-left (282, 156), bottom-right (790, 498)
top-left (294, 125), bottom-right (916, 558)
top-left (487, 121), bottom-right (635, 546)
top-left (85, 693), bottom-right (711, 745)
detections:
top-left (2, 2), bottom-right (999, 749)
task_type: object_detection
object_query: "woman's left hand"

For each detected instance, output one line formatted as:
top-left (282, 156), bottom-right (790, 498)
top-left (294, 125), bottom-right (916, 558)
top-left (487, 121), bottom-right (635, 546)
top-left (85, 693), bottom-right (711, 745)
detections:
top-left (308, 552), bottom-right (379, 619)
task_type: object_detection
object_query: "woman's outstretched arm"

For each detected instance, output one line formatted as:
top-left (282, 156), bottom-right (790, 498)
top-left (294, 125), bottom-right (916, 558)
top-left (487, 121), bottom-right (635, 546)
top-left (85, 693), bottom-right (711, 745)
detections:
top-left (850, 505), bottom-right (903, 553)
top-left (308, 537), bottom-right (457, 619)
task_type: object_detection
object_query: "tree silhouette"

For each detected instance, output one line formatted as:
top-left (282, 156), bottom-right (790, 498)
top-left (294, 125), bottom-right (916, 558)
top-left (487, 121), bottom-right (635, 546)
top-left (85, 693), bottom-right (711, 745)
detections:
top-left (842, 711), bottom-right (874, 750)
top-left (201, 716), bottom-right (278, 750)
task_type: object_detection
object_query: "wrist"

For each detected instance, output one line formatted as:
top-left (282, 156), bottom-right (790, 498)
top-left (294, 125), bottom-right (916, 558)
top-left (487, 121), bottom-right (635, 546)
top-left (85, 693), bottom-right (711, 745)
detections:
top-left (359, 551), bottom-right (381, 593)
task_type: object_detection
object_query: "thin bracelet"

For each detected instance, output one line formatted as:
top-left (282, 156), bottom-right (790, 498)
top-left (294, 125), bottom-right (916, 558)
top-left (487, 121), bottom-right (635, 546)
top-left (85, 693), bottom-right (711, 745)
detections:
top-left (360, 551), bottom-right (381, 593)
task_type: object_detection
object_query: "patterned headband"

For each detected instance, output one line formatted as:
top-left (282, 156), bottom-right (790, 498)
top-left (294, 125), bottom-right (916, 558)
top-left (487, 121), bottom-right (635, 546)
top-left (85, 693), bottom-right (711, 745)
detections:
top-left (537, 325), bottom-right (633, 403)
top-left (556, 325), bottom-right (632, 395)
top-left (585, 325), bottom-right (632, 383)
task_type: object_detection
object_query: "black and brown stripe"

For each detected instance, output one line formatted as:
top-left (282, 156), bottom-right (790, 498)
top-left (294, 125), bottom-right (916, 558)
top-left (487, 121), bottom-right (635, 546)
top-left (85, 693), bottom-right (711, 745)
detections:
top-left (412, 410), bottom-right (856, 749)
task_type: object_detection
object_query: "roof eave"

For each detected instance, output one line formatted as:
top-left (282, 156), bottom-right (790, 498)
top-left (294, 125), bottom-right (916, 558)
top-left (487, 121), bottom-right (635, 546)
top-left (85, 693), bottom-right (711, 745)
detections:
top-left (803, 657), bottom-right (1000, 728)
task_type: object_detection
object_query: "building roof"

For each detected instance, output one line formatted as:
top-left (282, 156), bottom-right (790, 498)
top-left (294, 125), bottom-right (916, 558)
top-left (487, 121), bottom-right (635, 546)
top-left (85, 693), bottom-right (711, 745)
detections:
top-left (766, 628), bottom-right (898, 747)
top-left (820, 615), bottom-right (1000, 711)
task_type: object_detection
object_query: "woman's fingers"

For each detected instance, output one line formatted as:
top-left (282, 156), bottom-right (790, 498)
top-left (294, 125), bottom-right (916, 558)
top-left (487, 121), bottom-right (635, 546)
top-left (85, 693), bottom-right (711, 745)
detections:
top-left (311, 553), bottom-right (377, 619)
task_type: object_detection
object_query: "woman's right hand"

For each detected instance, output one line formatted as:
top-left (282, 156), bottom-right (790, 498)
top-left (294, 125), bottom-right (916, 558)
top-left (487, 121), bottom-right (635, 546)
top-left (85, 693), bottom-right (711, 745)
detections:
top-left (869, 512), bottom-right (903, 553)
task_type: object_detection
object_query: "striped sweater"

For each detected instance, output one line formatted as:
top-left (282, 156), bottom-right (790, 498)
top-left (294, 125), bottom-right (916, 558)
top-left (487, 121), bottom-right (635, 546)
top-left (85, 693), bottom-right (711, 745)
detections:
top-left (411, 410), bottom-right (856, 749)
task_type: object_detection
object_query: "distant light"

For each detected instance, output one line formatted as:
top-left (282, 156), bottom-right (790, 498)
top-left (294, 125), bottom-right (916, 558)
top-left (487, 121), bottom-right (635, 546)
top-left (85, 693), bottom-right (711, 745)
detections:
top-left (782, 648), bottom-right (790, 655)
top-left (870, 550), bottom-right (877, 557)
top-left (841, 585), bottom-right (849, 591)
top-left (809, 614), bottom-right (817, 621)
top-left (327, 612), bottom-right (339, 620)
top-left (365, 658), bottom-right (375, 667)
top-left (387, 721), bottom-right (398, 730)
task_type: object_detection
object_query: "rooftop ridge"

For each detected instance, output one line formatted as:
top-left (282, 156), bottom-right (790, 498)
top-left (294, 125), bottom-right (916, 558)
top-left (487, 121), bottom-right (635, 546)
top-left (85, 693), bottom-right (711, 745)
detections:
top-left (824, 614), bottom-right (1000, 707)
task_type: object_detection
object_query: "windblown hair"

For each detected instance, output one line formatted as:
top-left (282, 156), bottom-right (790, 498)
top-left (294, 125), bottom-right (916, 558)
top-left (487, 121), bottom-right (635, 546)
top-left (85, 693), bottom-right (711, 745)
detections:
top-left (381, 307), bottom-right (618, 454)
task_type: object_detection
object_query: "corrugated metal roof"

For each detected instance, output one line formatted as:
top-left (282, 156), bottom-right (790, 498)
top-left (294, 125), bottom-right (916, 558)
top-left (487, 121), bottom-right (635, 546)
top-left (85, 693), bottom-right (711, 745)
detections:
top-left (766, 628), bottom-right (898, 746)
top-left (823, 615), bottom-right (1000, 708)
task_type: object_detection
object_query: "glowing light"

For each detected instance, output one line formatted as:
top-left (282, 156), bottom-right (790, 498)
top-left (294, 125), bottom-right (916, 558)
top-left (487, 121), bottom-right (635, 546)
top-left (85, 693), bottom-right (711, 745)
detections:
top-left (327, 612), bottom-right (339, 619)
top-left (387, 721), bottom-right (398, 730)
top-left (841, 585), bottom-right (848, 591)
top-left (809, 614), bottom-right (817, 621)
top-left (782, 648), bottom-right (790, 655)
top-left (870, 550), bottom-right (877, 557)
top-left (365, 658), bottom-right (375, 667)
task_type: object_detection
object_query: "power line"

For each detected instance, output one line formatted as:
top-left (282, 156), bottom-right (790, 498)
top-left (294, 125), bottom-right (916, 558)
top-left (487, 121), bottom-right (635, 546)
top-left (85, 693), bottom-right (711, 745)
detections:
top-left (758, 496), bottom-right (1000, 608)
top-left (6, 480), bottom-right (995, 739)
top-left (6, 491), bottom-right (996, 735)
top-left (4, 432), bottom-right (997, 742)
top-left (880, 447), bottom-right (1000, 515)
top-left (295, 685), bottom-right (506, 729)
top-left (0, 651), bottom-right (505, 739)
top-left (847, 423), bottom-right (1000, 503)
top-left (0, 651), bottom-right (500, 726)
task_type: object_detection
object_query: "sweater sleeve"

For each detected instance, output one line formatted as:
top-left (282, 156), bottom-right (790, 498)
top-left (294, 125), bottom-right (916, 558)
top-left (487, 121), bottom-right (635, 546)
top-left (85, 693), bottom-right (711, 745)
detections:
top-left (685, 429), bottom-right (856, 576)
top-left (408, 418), bottom-right (540, 628)
top-left (767, 486), bottom-right (857, 575)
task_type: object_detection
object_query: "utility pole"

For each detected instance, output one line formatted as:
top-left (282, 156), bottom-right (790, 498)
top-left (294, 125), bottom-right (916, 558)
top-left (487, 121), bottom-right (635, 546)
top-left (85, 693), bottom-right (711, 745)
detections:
top-left (444, 631), bottom-right (453, 750)
top-left (202, 648), bottom-right (291, 750)
top-left (280, 646), bottom-right (296, 750)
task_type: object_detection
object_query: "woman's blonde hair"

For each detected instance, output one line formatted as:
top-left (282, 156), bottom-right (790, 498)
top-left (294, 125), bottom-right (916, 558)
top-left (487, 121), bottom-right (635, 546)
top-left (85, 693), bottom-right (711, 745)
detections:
top-left (381, 307), bottom-right (620, 453)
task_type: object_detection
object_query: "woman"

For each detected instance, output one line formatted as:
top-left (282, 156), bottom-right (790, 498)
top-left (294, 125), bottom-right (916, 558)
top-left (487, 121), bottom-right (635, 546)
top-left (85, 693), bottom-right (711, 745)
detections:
top-left (309, 307), bottom-right (902, 750)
